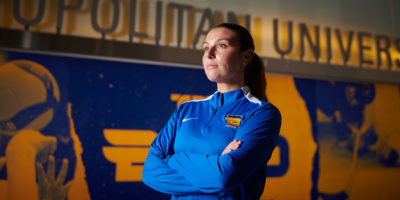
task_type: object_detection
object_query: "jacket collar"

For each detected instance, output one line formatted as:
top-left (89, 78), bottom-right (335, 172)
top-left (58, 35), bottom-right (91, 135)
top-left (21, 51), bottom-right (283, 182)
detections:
top-left (210, 86), bottom-right (250, 108)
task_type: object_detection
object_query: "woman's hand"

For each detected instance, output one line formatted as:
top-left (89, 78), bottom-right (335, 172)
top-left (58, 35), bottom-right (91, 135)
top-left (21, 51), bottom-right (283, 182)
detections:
top-left (221, 140), bottom-right (242, 155)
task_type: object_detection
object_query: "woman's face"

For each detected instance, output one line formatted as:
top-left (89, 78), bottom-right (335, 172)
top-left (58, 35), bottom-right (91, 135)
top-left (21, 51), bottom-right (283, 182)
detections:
top-left (202, 27), bottom-right (248, 84)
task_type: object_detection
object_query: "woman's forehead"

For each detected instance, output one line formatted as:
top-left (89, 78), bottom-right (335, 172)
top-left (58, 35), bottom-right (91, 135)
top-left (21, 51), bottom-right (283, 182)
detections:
top-left (204, 27), bottom-right (238, 43)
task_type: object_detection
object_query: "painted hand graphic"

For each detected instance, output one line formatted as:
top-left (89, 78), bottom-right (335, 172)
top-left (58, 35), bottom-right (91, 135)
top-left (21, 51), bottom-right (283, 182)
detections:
top-left (37, 155), bottom-right (71, 200)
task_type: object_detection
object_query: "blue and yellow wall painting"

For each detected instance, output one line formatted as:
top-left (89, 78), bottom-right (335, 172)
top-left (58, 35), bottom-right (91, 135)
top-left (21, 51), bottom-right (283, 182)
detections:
top-left (0, 50), bottom-right (399, 200)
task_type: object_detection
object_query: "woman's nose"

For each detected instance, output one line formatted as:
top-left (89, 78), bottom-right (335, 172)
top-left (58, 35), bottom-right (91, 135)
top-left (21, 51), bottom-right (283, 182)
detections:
top-left (206, 47), bottom-right (215, 59)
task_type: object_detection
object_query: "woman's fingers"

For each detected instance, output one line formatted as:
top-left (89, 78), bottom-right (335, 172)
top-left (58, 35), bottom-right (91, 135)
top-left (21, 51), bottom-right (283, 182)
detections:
top-left (230, 140), bottom-right (242, 150)
top-left (222, 140), bottom-right (243, 155)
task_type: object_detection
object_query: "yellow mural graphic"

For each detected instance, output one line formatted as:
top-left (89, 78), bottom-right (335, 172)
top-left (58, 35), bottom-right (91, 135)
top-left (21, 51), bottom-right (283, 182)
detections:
top-left (292, 77), bottom-right (400, 200)
top-left (170, 93), bottom-right (207, 108)
top-left (1, 56), bottom-right (399, 199)
top-left (262, 74), bottom-right (316, 200)
top-left (103, 129), bottom-right (157, 182)
top-left (0, 60), bottom-right (90, 200)
top-left (67, 103), bottom-right (91, 200)
top-left (339, 83), bottom-right (400, 200)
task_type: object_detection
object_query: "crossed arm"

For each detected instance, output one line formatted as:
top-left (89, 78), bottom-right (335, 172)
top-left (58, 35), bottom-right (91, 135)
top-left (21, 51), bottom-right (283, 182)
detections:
top-left (142, 137), bottom-right (242, 195)
top-left (142, 106), bottom-right (281, 195)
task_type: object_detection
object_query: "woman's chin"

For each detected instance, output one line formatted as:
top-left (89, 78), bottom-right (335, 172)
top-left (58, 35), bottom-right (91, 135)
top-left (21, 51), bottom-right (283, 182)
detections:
top-left (206, 76), bottom-right (220, 83)
top-left (205, 73), bottom-right (217, 82)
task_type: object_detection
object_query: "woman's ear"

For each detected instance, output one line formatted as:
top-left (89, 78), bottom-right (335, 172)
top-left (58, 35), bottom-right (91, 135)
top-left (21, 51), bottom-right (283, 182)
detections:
top-left (241, 49), bottom-right (254, 66)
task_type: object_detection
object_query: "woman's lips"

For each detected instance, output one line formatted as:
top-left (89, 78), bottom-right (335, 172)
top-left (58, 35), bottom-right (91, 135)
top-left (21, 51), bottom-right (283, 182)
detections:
top-left (206, 64), bottom-right (217, 70)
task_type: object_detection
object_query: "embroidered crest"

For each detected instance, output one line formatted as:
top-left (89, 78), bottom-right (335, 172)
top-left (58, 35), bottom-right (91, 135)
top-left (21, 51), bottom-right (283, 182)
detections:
top-left (225, 114), bottom-right (242, 128)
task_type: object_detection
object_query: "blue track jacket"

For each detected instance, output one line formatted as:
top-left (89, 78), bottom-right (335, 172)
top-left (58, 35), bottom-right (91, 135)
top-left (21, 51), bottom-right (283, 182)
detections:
top-left (142, 86), bottom-right (281, 200)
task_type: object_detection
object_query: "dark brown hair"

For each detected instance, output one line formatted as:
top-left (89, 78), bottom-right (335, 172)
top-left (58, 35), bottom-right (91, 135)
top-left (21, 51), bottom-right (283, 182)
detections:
top-left (213, 23), bottom-right (268, 101)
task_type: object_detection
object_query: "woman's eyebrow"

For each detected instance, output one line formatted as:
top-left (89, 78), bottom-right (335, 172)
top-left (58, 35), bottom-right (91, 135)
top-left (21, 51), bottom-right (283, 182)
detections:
top-left (203, 38), bottom-right (233, 45)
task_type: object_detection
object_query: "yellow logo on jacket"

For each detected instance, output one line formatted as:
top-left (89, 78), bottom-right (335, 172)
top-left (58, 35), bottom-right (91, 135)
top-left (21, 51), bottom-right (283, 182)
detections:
top-left (225, 114), bottom-right (242, 128)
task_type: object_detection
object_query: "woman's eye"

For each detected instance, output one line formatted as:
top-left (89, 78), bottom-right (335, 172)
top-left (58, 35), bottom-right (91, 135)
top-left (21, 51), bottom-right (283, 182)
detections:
top-left (217, 44), bottom-right (227, 49)
top-left (203, 47), bottom-right (209, 51)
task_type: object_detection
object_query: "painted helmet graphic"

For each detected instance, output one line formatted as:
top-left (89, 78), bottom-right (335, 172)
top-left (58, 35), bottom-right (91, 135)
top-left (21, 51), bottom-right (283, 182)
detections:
top-left (0, 60), bottom-right (60, 136)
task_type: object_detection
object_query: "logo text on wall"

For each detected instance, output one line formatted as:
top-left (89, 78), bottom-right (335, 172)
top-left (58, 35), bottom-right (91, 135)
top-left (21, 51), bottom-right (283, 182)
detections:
top-left (2, 0), bottom-right (400, 71)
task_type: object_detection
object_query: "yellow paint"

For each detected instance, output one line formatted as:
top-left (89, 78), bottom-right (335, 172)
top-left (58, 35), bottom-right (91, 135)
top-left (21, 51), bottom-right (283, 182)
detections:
top-left (0, 59), bottom-right (91, 200)
top-left (316, 83), bottom-right (400, 199)
top-left (170, 93), bottom-right (207, 108)
top-left (5, 129), bottom-right (55, 200)
top-left (366, 83), bottom-right (400, 151)
top-left (170, 94), bottom-right (191, 107)
top-left (102, 129), bottom-right (157, 182)
top-left (103, 147), bottom-right (151, 182)
top-left (67, 102), bottom-right (91, 200)
top-left (261, 74), bottom-right (316, 200)
top-left (268, 146), bottom-right (280, 166)
top-left (346, 83), bottom-right (400, 199)
top-left (0, 60), bottom-right (59, 135)
top-left (192, 95), bottom-right (206, 100)
top-left (0, 180), bottom-right (6, 200)
top-left (104, 129), bottom-right (156, 146)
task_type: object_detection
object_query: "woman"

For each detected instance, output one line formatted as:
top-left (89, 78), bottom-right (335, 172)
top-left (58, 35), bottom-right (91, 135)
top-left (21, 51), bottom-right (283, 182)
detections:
top-left (142, 23), bottom-right (281, 200)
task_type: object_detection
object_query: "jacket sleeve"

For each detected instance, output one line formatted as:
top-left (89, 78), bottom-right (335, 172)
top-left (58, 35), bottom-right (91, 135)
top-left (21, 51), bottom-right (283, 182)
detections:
top-left (166, 105), bottom-right (281, 193)
top-left (142, 107), bottom-right (203, 195)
